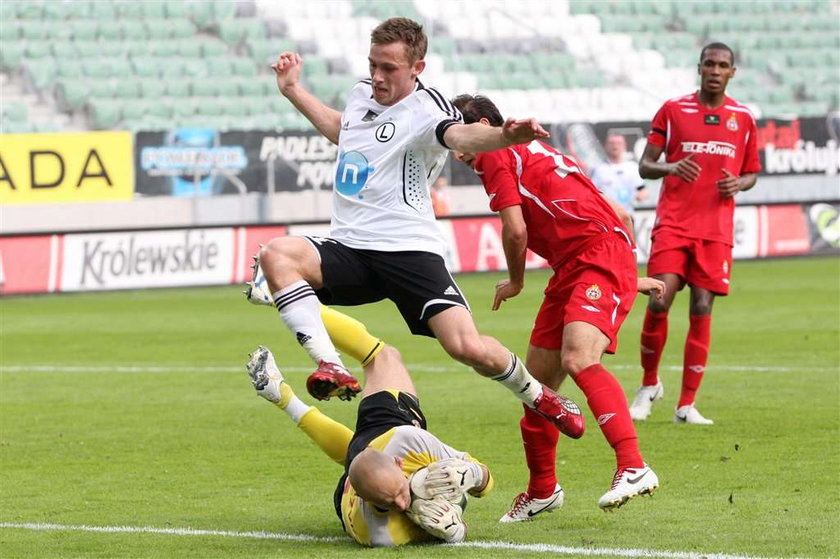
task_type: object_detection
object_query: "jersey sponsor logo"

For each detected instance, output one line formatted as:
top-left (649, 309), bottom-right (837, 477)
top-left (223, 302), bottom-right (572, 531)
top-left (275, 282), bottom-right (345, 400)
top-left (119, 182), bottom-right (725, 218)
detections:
top-left (335, 151), bottom-right (372, 196)
top-left (375, 122), bottom-right (396, 143)
top-left (585, 284), bottom-right (602, 300)
top-left (727, 113), bottom-right (739, 131)
top-left (704, 114), bottom-right (720, 125)
top-left (681, 141), bottom-right (737, 158)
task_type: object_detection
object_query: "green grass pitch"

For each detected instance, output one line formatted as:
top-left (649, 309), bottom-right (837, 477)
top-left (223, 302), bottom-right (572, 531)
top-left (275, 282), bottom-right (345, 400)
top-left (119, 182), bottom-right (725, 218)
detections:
top-left (1, 256), bottom-right (837, 558)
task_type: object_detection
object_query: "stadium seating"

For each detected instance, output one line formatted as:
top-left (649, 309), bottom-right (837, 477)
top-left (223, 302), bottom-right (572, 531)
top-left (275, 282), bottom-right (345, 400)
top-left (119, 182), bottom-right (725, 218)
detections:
top-left (1, 0), bottom-right (837, 133)
top-left (569, 0), bottom-right (840, 117)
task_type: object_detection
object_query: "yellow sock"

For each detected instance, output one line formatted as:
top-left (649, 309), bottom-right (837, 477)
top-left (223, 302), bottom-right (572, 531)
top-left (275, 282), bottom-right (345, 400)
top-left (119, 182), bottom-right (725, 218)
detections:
top-left (277, 382), bottom-right (295, 409)
top-left (298, 407), bottom-right (353, 465)
top-left (320, 305), bottom-right (384, 367)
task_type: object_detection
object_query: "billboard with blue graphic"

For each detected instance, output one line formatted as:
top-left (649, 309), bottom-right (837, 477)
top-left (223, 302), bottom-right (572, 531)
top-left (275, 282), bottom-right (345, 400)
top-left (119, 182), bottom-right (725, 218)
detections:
top-left (135, 129), bottom-right (337, 196)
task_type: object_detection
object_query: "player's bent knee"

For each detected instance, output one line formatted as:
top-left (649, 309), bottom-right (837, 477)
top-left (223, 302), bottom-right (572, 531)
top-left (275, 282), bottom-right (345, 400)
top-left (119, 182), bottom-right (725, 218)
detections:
top-left (648, 297), bottom-right (672, 314)
top-left (561, 352), bottom-right (599, 376)
top-left (373, 345), bottom-right (402, 366)
top-left (260, 237), bottom-right (294, 263)
top-left (260, 237), bottom-right (316, 276)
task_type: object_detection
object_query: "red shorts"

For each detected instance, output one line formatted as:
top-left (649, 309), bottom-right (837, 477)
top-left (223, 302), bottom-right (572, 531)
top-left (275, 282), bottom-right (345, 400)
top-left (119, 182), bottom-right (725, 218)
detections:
top-left (647, 231), bottom-right (733, 295)
top-left (531, 235), bottom-right (637, 354)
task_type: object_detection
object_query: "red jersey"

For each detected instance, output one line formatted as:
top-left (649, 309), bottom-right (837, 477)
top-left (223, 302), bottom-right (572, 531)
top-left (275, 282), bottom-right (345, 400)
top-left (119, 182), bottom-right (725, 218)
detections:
top-left (648, 91), bottom-right (761, 245)
top-left (474, 140), bottom-right (632, 269)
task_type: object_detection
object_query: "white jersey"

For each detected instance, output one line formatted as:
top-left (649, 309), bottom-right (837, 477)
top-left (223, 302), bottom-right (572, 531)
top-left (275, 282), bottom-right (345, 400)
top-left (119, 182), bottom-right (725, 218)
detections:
top-left (331, 79), bottom-right (462, 256)
top-left (589, 159), bottom-right (644, 214)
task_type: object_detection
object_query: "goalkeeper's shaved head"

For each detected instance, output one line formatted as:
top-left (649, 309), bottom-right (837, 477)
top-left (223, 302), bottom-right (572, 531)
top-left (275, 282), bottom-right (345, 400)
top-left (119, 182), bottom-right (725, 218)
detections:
top-left (349, 448), bottom-right (411, 512)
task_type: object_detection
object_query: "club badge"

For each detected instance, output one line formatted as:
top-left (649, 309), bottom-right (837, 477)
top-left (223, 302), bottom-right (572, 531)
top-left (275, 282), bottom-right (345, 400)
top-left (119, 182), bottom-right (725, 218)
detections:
top-left (585, 284), bottom-right (602, 301)
top-left (727, 113), bottom-right (739, 131)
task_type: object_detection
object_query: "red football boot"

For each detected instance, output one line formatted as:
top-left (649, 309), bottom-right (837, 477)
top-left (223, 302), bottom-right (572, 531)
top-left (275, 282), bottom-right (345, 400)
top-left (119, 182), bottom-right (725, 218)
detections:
top-left (532, 386), bottom-right (586, 439)
top-left (306, 361), bottom-right (362, 401)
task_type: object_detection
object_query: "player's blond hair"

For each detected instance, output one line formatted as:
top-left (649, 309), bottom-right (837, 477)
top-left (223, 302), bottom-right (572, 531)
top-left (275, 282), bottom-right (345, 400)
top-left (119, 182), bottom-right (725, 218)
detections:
top-left (371, 17), bottom-right (427, 63)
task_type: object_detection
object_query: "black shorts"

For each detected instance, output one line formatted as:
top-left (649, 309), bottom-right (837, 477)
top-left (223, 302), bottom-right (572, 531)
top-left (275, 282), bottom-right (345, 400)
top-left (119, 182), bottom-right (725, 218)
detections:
top-left (333, 390), bottom-right (428, 522)
top-left (306, 237), bottom-right (470, 337)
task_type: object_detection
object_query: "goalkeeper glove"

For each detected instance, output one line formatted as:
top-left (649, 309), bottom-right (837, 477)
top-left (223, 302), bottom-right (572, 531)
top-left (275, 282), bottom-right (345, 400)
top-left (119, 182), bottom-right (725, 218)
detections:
top-left (406, 496), bottom-right (466, 543)
top-left (410, 458), bottom-right (483, 503)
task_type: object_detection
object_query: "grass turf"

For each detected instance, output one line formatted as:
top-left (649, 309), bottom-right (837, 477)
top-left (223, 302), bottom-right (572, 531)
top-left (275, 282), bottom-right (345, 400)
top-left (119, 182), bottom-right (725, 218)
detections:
top-left (1, 256), bottom-right (838, 558)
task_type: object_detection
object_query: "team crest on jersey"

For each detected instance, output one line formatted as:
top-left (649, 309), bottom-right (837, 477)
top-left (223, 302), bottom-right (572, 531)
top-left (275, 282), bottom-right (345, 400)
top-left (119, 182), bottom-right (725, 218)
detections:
top-left (726, 113), bottom-right (739, 131)
top-left (375, 122), bottom-right (395, 142)
top-left (585, 284), bottom-right (602, 301)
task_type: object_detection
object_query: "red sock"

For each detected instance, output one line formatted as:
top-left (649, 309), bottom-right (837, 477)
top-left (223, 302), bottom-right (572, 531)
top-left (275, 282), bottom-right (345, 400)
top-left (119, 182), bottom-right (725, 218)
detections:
top-left (520, 405), bottom-right (560, 498)
top-left (641, 308), bottom-right (668, 386)
top-left (679, 314), bottom-right (712, 407)
top-left (574, 364), bottom-right (644, 470)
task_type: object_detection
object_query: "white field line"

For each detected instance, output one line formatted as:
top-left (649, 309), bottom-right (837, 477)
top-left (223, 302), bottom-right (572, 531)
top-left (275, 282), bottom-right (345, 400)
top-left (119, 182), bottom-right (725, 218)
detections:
top-left (0, 364), bottom-right (831, 374)
top-left (0, 522), bottom-right (774, 559)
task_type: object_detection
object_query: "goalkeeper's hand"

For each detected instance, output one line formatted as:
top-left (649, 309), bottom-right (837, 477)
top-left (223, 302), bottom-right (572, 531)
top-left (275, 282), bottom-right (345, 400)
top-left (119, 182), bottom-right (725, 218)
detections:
top-left (410, 458), bottom-right (483, 502)
top-left (406, 496), bottom-right (466, 543)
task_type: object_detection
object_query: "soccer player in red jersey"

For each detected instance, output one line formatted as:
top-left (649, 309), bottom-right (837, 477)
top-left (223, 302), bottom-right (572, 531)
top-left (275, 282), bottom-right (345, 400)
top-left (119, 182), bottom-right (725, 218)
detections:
top-left (451, 94), bottom-right (665, 519)
top-left (628, 43), bottom-right (761, 425)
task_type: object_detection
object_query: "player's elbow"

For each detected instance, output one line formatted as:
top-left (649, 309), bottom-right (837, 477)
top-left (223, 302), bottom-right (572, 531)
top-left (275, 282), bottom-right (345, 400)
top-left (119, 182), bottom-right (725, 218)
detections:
top-left (443, 124), bottom-right (471, 153)
top-left (638, 162), bottom-right (656, 179)
top-left (503, 224), bottom-right (527, 246)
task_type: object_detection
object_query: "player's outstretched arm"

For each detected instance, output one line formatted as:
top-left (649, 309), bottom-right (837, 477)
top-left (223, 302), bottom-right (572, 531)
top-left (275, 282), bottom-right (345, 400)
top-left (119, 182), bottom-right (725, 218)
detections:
top-left (271, 52), bottom-right (342, 144)
top-left (493, 205), bottom-right (528, 310)
top-left (443, 118), bottom-right (549, 155)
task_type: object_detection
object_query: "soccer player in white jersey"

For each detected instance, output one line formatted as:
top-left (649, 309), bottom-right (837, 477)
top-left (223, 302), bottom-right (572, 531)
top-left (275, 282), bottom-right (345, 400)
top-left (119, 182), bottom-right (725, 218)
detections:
top-left (255, 17), bottom-right (584, 438)
top-left (589, 134), bottom-right (648, 217)
top-left (245, 322), bottom-right (494, 546)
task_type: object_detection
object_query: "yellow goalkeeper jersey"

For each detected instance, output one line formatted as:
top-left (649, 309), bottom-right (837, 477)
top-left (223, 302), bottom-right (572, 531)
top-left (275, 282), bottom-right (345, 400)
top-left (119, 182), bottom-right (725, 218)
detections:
top-left (339, 424), bottom-right (492, 547)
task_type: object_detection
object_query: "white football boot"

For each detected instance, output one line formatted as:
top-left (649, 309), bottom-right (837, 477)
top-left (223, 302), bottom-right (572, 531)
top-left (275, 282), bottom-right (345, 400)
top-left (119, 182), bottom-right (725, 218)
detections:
top-left (628, 381), bottom-right (664, 421)
top-left (674, 404), bottom-right (714, 425)
top-left (598, 464), bottom-right (659, 511)
top-left (499, 484), bottom-right (564, 523)
top-left (244, 257), bottom-right (273, 306)
top-left (246, 345), bottom-right (284, 404)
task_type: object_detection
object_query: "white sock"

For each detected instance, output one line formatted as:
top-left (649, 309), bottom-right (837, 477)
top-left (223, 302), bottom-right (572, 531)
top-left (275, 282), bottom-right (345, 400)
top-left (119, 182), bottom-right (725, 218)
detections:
top-left (272, 280), bottom-right (344, 366)
top-left (491, 354), bottom-right (542, 405)
top-left (282, 395), bottom-right (311, 424)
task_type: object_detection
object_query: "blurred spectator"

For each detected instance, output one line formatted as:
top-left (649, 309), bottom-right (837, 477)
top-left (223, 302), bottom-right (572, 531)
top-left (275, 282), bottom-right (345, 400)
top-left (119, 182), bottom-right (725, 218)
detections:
top-left (589, 134), bottom-right (648, 215)
top-left (431, 175), bottom-right (451, 216)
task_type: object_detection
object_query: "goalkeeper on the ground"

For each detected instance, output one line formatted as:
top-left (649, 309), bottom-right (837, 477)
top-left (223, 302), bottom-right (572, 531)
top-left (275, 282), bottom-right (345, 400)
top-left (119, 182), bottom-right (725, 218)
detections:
top-left (244, 306), bottom-right (493, 547)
